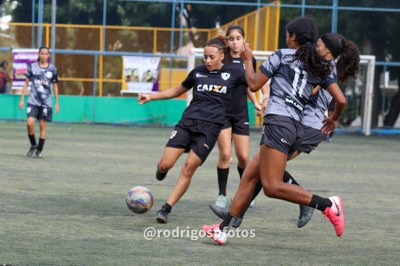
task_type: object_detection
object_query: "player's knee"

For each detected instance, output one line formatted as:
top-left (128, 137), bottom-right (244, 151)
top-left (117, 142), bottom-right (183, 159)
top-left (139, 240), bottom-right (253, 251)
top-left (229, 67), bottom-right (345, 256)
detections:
top-left (182, 161), bottom-right (199, 177)
top-left (236, 153), bottom-right (249, 167)
top-left (157, 160), bottom-right (173, 173)
top-left (218, 152), bottom-right (231, 165)
top-left (262, 184), bottom-right (279, 198)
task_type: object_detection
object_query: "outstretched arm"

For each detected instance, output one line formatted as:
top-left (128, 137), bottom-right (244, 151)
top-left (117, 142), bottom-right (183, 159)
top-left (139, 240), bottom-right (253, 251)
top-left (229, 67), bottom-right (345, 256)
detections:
top-left (138, 84), bottom-right (188, 104)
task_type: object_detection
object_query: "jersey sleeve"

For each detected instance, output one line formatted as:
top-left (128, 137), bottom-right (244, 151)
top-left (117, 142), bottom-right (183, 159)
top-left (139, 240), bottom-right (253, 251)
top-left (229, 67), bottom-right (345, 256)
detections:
top-left (252, 57), bottom-right (257, 72)
top-left (51, 66), bottom-right (59, 84)
top-left (319, 71), bottom-right (336, 90)
top-left (181, 68), bottom-right (196, 90)
top-left (259, 50), bottom-right (282, 78)
top-left (24, 63), bottom-right (33, 79)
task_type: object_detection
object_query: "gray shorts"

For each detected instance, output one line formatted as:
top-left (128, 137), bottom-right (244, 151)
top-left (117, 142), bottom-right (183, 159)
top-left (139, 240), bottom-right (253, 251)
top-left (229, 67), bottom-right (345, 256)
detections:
top-left (297, 124), bottom-right (325, 154)
top-left (260, 115), bottom-right (303, 155)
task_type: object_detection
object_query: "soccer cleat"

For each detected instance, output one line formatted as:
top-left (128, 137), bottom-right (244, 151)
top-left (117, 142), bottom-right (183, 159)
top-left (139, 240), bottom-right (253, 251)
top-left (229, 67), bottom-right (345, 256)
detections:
top-left (249, 199), bottom-right (256, 208)
top-left (209, 203), bottom-right (243, 228)
top-left (323, 196), bottom-right (345, 237)
top-left (27, 146), bottom-right (37, 157)
top-left (202, 223), bottom-right (228, 245)
top-left (156, 170), bottom-right (168, 181)
top-left (156, 209), bottom-right (168, 224)
top-left (297, 205), bottom-right (315, 228)
top-left (33, 150), bottom-right (43, 158)
top-left (215, 195), bottom-right (228, 208)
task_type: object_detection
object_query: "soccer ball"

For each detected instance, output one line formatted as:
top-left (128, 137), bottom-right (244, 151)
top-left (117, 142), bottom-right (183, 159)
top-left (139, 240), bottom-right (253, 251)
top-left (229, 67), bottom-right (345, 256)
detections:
top-left (126, 186), bottom-right (154, 214)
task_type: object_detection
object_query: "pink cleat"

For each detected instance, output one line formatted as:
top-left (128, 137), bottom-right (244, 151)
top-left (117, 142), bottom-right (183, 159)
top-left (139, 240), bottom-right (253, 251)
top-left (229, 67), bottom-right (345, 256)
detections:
top-left (323, 196), bottom-right (345, 237)
top-left (202, 223), bottom-right (228, 245)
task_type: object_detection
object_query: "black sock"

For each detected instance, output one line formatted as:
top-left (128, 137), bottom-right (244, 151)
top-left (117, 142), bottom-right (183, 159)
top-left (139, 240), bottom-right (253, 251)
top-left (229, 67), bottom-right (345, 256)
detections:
top-left (161, 203), bottom-right (172, 213)
top-left (283, 170), bottom-right (299, 186)
top-left (309, 194), bottom-right (332, 212)
top-left (241, 180), bottom-right (263, 216)
top-left (37, 138), bottom-right (45, 151)
top-left (29, 134), bottom-right (37, 147)
top-left (217, 167), bottom-right (229, 196)
top-left (237, 166), bottom-right (245, 179)
top-left (219, 212), bottom-right (239, 231)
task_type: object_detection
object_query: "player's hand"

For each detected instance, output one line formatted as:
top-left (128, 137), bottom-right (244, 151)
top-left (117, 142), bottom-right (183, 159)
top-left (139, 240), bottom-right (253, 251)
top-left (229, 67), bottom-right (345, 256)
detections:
top-left (241, 42), bottom-right (253, 61)
top-left (138, 93), bottom-right (151, 104)
top-left (254, 103), bottom-right (263, 117)
top-left (312, 85), bottom-right (321, 95)
top-left (321, 116), bottom-right (337, 135)
top-left (18, 100), bottom-right (24, 110)
top-left (55, 103), bottom-right (60, 114)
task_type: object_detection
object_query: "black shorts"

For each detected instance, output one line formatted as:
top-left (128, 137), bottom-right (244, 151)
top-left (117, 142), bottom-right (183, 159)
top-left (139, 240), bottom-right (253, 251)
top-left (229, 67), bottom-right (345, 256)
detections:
top-left (297, 125), bottom-right (325, 154)
top-left (260, 115), bottom-right (303, 155)
top-left (222, 115), bottom-right (250, 136)
top-left (27, 103), bottom-right (53, 122)
top-left (166, 118), bottom-right (222, 164)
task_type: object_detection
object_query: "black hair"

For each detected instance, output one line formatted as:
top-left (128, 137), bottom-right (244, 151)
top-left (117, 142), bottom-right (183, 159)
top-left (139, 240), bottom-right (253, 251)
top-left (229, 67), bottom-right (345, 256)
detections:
top-left (286, 17), bottom-right (331, 79)
top-left (320, 33), bottom-right (360, 83)
top-left (37, 46), bottom-right (50, 62)
top-left (0, 60), bottom-right (8, 68)
top-left (204, 35), bottom-right (228, 55)
top-left (223, 25), bottom-right (245, 64)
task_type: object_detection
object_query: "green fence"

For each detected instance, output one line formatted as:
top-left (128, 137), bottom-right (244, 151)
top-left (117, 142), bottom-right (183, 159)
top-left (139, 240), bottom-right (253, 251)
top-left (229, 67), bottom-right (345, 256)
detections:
top-left (0, 95), bottom-right (257, 127)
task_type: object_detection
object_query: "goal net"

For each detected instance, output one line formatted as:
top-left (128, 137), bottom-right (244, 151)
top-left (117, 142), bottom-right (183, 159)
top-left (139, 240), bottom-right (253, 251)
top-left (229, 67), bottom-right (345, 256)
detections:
top-left (187, 48), bottom-right (376, 135)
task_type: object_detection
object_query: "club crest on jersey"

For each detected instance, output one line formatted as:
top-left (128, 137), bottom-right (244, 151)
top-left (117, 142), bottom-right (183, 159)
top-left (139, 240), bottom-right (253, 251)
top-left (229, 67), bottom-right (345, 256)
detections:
top-left (221, 72), bottom-right (230, 80)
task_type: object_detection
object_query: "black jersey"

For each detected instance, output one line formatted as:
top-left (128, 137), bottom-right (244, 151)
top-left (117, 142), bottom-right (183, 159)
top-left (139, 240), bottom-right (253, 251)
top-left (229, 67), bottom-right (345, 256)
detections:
top-left (222, 57), bottom-right (256, 118)
top-left (181, 64), bottom-right (247, 126)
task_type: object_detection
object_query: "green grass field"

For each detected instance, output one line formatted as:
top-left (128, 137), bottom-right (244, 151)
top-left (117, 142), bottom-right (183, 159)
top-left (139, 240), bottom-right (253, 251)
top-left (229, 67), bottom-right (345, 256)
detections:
top-left (0, 121), bottom-right (399, 265)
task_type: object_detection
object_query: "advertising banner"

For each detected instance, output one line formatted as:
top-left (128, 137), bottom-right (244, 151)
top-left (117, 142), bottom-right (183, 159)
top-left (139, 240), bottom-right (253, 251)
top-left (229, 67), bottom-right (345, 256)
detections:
top-left (121, 56), bottom-right (160, 94)
top-left (11, 49), bottom-right (38, 93)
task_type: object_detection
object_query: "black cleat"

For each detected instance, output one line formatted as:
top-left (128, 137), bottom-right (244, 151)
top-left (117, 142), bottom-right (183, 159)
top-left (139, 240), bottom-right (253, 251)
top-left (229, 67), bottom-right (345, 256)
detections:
top-left (33, 150), bottom-right (43, 158)
top-left (156, 170), bottom-right (168, 181)
top-left (27, 146), bottom-right (37, 157)
top-left (297, 205), bottom-right (314, 228)
top-left (209, 203), bottom-right (243, 228)
top-left (156, 209), bottom-right (168, 223)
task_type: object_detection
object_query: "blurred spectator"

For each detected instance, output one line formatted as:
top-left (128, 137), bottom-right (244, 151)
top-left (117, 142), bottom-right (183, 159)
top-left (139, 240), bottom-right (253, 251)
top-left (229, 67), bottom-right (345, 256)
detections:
top-left (0, 60), bottom-right (12, 94)
top-left (383, 73), bottom-right (400, 128)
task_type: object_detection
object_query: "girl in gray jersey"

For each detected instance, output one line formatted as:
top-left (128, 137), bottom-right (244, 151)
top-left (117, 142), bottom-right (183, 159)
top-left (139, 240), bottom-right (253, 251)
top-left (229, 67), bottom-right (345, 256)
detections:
top-left (18, 46), bottom-right (59, 158)
top-left (203, 17), bottom-right (348, 244)
top-left (208, 33), bottom-right (361, 230)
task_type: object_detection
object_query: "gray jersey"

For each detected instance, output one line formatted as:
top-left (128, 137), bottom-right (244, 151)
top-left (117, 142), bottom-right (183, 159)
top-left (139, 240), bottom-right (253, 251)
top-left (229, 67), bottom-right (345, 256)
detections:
top-left (260, 49), bottom-right (334, 122)
top-left (25, 62), bottom-right (58, 108)
top-left (302, 62), bottom-right (337, 130)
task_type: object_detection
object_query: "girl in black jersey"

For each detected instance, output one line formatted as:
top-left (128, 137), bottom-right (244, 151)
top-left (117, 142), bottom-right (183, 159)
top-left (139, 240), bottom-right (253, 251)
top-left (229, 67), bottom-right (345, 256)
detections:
top-left (203, 17), bottom-right (348, 244)
top-left (138, 36), bottom-right (247, 224)
top-left (213, 25), bottom-right (268, 209)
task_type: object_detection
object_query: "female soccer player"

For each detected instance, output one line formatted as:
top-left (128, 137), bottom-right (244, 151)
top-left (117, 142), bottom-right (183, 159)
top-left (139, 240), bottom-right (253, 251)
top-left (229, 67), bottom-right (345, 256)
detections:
top-left (213, 25), bottom-right (268, 209)
top-left (138, 36), bottom-right (249, 224)
top-left (208, 32), bottom-right (360, 229)
top-left (203, 17), bottom-right (347, 244)
top-left (18, 46), bottom-right (59, 158)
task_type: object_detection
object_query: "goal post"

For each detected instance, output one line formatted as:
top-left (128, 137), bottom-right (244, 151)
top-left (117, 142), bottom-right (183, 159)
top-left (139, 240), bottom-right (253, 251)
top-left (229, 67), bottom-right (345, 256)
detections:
top-left (187, 48), bottom-right (376, 136)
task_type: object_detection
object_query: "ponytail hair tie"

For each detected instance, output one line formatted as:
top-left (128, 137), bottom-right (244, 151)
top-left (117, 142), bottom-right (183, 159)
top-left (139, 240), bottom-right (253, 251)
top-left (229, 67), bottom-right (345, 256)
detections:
top-left (305, 41), bottom-right (311, 47)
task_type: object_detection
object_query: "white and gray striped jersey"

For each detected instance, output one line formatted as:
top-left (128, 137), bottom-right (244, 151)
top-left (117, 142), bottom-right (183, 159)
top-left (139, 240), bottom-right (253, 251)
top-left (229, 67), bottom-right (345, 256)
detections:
top-left (302, 62), bottom-right (337, 130)
top-left (259, 48), bottom-right (335, 122)
top-left (25, 62), bottom-right (59, 108)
